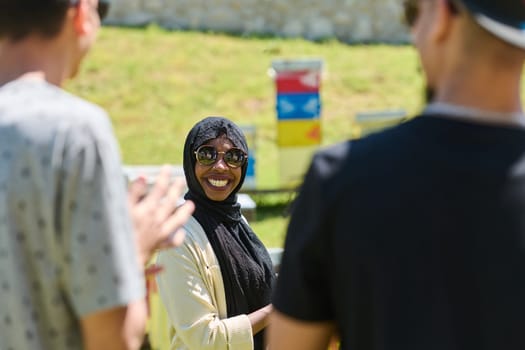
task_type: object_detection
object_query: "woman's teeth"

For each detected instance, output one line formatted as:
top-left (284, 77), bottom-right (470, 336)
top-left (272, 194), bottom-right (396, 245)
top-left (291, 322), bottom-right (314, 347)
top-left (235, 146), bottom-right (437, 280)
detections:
top-left (208, 179), bottom-right (228, 187)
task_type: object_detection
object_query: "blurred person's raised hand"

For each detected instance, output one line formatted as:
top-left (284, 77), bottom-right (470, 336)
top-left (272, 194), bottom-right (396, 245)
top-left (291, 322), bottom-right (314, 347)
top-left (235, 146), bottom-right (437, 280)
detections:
top-left (128, 165), bottom-right (195, 266)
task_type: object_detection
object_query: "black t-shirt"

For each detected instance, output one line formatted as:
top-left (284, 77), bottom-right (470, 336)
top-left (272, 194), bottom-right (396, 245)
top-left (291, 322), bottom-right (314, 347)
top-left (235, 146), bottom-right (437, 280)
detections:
top-left (273, 115), bottom-right (525, 350)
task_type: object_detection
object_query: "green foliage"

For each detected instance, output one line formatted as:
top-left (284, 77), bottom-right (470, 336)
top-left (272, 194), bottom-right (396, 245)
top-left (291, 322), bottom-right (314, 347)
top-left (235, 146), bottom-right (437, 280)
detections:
top-left (65, 26), bottom-right (427, 246)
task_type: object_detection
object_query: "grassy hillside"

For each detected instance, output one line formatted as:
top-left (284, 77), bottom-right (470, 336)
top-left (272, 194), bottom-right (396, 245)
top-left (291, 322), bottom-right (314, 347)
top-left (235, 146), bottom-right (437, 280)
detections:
top-left (65, 25), bottom-right (427, 246)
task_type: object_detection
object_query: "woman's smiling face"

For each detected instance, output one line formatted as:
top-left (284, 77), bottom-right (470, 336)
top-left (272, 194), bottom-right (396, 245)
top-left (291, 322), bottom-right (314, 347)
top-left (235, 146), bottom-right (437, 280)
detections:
top-left (194, 136), bottom-right (242, 202)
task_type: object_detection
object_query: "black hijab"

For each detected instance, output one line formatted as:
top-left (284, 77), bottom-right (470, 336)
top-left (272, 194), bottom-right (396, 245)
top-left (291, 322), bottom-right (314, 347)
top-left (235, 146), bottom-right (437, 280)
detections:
top-left (183, 117), bottom-right (275, 350)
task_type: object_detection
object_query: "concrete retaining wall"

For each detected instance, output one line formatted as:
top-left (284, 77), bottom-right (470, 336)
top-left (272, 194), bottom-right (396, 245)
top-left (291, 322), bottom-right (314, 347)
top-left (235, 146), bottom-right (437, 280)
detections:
top-left (105, 0), bottom-right (409, 43)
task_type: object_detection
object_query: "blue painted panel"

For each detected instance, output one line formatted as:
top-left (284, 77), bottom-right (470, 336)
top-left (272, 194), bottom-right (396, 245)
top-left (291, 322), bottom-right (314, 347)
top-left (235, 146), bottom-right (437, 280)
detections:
top-left (276, 93), bottom-right (321, 120)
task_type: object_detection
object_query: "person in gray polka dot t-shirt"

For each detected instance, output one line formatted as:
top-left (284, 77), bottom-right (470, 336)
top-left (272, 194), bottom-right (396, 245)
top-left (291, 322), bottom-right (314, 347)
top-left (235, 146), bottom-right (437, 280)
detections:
top-left (0, 1), bottom-right (194, 350)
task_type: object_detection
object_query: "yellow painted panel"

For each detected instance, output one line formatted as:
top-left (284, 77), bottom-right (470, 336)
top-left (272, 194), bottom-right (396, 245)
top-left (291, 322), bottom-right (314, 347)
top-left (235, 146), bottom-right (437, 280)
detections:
top-left (277, 119), bottom-right (321, 147)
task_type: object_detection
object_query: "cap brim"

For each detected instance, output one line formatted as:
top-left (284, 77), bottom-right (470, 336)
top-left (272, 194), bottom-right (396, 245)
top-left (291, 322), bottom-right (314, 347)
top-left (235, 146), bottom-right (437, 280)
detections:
top-left (475, 14), bottom-right (525, 49)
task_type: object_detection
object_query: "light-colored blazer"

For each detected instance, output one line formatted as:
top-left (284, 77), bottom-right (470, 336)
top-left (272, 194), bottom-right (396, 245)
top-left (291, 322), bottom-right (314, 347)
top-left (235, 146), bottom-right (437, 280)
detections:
top-left (156, 216), bottom-right (254, 350)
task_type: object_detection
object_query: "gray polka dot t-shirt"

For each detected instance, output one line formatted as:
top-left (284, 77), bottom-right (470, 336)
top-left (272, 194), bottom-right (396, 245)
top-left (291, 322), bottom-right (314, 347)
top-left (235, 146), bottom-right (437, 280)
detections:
top-left (0, 79), bottom-right (145, 349)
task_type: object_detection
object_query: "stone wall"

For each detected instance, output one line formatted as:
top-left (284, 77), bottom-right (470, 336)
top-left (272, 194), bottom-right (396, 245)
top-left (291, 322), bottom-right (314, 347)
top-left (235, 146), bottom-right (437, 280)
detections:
top-left (105, 0), bottom-right (410, 43)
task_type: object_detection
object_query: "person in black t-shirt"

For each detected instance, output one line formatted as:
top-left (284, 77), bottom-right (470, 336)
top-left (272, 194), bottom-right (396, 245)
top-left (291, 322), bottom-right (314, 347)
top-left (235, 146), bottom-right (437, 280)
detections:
top-left (268, 1), bottom-right (525, 350)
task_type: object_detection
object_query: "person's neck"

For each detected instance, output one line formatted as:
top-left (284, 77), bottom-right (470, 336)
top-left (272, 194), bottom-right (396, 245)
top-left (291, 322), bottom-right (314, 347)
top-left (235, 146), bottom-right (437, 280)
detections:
top-left (0, 37), bottom-right (72, 87)
top-left (434, 57), bottom-right (523, 116)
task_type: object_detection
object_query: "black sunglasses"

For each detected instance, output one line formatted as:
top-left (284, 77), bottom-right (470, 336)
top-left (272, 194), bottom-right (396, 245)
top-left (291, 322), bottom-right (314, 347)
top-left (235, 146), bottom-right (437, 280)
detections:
top-left (194, 145), bottom-right (247, 169)
top-left (403, 0), bottom-right (459, 27)
top-left (70, 0), bottom-right (110, 21)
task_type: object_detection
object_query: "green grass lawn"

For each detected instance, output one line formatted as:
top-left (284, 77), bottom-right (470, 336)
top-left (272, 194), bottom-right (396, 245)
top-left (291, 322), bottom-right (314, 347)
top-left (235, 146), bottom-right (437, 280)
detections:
top-left (67, 25), bottom-right (516, 247)
top-left (67, 25), bottom-right (425, 180)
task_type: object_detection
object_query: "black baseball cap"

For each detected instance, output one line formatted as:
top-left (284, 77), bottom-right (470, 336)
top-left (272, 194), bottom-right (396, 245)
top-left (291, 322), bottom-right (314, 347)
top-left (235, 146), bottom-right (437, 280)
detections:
top-left (461, 0), bottom-right (525, 49)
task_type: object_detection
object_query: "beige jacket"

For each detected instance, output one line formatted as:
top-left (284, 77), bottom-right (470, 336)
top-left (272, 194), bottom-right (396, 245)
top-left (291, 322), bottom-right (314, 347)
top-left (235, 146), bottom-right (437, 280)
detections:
top-left (156, 216), bottom-right (254, 350)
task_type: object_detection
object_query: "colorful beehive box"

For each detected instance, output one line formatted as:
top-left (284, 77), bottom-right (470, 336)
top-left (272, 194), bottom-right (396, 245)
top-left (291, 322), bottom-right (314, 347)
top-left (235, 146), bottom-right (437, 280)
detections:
top-left (240, 125), bottom-right (257, 190)
top-left (271, 59), bottom-right (324, 188)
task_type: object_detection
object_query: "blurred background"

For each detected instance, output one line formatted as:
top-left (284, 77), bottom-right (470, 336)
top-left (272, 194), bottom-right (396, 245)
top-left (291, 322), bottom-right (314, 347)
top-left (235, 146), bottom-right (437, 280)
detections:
top-left (66, 2), bottom-right (525, 348)
top-left (67, 0), bottom-right (430, 248)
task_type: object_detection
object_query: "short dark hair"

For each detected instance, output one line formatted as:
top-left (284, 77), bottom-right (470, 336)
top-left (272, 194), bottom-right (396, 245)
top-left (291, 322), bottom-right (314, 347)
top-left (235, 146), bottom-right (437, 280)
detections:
top-left (0, 0), bottom-right (71, 41)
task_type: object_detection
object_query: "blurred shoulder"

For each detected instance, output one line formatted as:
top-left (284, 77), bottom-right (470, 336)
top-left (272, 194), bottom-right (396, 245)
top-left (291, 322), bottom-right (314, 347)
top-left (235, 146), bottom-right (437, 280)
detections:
top-left (0, 79), bottom-right (113, 139)
top-left (310, 140), bottom-right (353, 179)
top-left (182, 216), bottom-right (209, 247)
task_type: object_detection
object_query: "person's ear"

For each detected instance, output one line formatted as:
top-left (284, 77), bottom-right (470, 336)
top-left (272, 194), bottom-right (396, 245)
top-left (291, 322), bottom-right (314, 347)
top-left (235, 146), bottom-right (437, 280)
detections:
top-left (429, 0), bottom-right (455, 44)
top-left (72, 0), bottom-right (92, 35)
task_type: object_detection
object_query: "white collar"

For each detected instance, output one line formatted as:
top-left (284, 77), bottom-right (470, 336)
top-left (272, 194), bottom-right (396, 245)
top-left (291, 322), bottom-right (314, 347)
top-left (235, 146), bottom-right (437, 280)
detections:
top-left (424, 102), bottom-right (525, 129)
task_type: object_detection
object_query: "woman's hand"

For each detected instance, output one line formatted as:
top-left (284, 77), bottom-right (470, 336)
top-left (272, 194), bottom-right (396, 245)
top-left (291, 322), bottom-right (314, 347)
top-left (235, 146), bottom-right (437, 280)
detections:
top-left (249, 304), bottom-right (273, 335)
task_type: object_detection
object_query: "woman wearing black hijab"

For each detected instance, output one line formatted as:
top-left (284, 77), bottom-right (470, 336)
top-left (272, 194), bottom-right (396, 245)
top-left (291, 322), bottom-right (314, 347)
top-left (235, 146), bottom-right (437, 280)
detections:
top-left (157, 117), bottom-right (275, 350)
